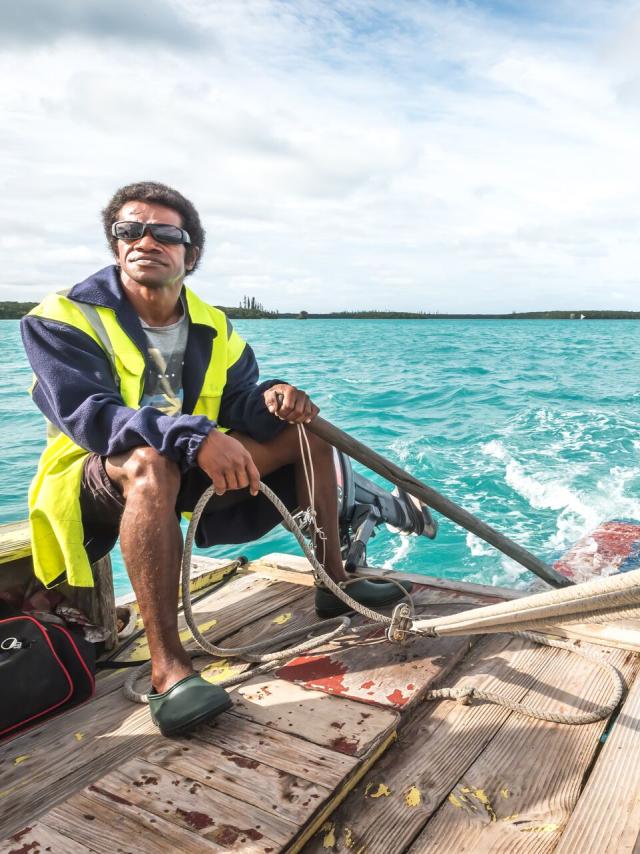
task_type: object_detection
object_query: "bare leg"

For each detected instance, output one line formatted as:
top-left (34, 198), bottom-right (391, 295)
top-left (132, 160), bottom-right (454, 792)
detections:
top-left (233, 425), bottom-right (348, 582)
top-left (105, 447), bottom-right (192, 694)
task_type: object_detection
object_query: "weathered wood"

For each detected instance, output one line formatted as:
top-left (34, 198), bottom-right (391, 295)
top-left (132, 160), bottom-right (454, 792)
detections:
top-left (81, 756), bottom-right (295, 850)
top-left (0, 520), bottom-right (31, 565)
top-left (555, 668), bottom-right (640, 854)
top-left (534, 617), bottom-right (640, 653)
top-left (141, 737), bottom-right (333, 826)
top-left (276, 590), bottom-right (478, 710)
top-left (197, 713), bottom-right (358, 789)
top-left (115, 572), bottom-right (309, 663)
top-left (303, 634), bottom-right (534, 852)
top-left (230, 674), bottom-right (399, 757)
top-left (43, 786), bottom-right (222, 853)
top-left (61, 554), bottom-right (118, 650)
top-left (256, 552), bottom-right (522, 601)
top-left (303, 636), bottom-right (638, 853)
top-left (0, 821), bottom-right (94, 854)
top-left (0, 573), bottom-right (311, 839)
top-left (0, 691), bottom-right (158, 839)
top-left (407, 643), bottom-right (639, 853)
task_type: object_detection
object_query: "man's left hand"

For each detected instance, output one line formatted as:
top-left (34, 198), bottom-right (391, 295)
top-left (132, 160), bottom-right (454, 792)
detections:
top-left (264, 383), bottom-right (319, 424)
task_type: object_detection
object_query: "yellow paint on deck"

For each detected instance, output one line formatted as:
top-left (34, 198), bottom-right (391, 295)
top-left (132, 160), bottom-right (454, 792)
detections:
top-left (460, 785), bottom-right (497, 821)
top-left (343, 826), bottom-right (354, 848)
top-left (521, 823), bottom-right (560, 833)
top-left (405, 786), bottom-right (422, 807)
top-left (272, 611), bottom-right (293, 625)
top-left (13, 755), bottom-right (29, 766)
top-left (74, 732), bottom-right (85, 742)
top-left (449, 793), bottom-right (464, 808)
top-left (179, 617), bottom-right (218, 642)
top-left (500, 787), bottom-right (510, 798)
top-left (322, 821), bottom-right (336, 848)
top-left (365, 782), bottom-right (391, 799)
top-left (200, 658), bottom-right (242, 684)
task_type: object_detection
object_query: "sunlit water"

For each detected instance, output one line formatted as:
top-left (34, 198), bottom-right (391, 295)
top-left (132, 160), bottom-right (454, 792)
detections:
top-left (2, 318), bottom-right (639, 596)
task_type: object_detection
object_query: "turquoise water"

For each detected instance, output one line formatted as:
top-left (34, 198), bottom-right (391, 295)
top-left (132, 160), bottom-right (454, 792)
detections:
top-left (3, 318), bottom-right (639, 596)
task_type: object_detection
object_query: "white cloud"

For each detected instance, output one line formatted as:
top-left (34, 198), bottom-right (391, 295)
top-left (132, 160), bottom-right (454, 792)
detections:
top-left (1, 0), bottom-right (639, 311)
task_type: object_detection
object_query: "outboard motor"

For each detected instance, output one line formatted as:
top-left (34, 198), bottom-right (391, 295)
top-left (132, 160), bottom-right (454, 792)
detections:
top-left (334, 449), bottom-right (437, 571)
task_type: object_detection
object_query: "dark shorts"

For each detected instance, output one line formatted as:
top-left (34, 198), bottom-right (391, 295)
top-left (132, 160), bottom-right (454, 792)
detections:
top-left (80, 453), bottom-right (298, 564)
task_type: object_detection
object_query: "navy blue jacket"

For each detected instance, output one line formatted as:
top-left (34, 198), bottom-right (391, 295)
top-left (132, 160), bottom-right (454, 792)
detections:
top-left (21, 266), bottom-right (285, 469)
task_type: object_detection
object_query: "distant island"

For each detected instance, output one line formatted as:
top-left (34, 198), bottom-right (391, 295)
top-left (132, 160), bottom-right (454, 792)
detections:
top-left (2, 300), bottom-right (640, 321)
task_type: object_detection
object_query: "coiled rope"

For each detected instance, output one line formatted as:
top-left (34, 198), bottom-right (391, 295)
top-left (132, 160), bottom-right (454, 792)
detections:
top-left (124, 426), bottom-right (629, 726)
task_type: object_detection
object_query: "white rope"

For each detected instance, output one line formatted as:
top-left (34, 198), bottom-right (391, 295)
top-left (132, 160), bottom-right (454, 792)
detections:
top-left (425, 631), bottom-right (625, 725)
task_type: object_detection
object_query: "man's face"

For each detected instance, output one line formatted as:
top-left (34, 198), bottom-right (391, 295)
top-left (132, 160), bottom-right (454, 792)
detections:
top-left (114, 201), bottom-right (197, 289)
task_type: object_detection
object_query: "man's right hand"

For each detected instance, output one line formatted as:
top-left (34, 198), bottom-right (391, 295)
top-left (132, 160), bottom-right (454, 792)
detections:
top-left (196, 429), bottom-right (261, 496)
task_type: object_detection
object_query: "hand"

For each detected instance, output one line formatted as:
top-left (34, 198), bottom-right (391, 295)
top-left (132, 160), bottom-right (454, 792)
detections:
top-left (196, 429), bottom-right (260, 496)
top-left (264, 383), bottom-right (319, 424)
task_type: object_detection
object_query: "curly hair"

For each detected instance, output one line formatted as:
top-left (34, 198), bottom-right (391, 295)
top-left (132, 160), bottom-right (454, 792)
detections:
top-left (102, 181), bottom-right (205, 275)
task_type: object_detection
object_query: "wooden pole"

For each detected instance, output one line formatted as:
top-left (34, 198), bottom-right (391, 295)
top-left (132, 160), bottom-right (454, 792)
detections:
top-left (307, 415), bottom-right (572, 589)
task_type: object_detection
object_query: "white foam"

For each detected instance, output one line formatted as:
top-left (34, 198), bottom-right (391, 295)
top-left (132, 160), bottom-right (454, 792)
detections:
top-left (465, 532), bottom-right (493, 557)
top-left (481, 439), bottom-right (510, 462)
top-left (382, 533), bottom-right (412, 570)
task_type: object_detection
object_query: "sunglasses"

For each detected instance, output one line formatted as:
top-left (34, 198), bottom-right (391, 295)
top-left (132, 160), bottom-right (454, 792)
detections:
top-left (111, 221), bottom-right (192, 245)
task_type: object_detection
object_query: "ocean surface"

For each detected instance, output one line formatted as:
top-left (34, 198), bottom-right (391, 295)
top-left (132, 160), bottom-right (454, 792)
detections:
top-left (2, 318), bottom-right (639, 596)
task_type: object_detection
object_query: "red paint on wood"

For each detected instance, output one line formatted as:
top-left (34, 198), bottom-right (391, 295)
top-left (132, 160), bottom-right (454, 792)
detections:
top-left (330, 735), bottom-right (360, 755)
top-left (275, 653), bottom-right (349, 696)
top-left (386, 688), bottom-right (410, 706)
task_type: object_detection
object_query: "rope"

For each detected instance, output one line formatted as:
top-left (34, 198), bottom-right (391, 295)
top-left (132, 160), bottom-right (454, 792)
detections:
top-left (425, 631), bottom-right (625, 724)
top-left (123, 425), bottom-right (631, 726)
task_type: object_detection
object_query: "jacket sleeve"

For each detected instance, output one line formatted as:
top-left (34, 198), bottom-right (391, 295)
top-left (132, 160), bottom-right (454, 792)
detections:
top-left (217, 329), bottom-right (288, 443)
top-left (21, 315), bottom-right (215, 469)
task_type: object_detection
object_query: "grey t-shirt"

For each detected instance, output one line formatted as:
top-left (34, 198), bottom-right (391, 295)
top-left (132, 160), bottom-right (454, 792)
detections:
top-left (140, 311), bottom-right (188, 415)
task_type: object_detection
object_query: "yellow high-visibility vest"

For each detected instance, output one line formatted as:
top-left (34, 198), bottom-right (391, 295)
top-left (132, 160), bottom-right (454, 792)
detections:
top-left (27, 287), bottom-right (245, 588)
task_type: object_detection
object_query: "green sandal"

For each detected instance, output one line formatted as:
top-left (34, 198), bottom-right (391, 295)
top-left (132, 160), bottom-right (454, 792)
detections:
top-left (315, 578), bottom-right (413, 619)
top-left (148, 673), bottom-right (232, 737)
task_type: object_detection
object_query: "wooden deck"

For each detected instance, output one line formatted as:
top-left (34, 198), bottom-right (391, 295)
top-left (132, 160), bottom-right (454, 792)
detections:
top-left (2, 552), bottom-right (640, 853)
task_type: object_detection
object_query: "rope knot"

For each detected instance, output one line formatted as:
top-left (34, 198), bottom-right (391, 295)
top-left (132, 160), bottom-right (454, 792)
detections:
top-left (455, 685), bottom-right (475, 705)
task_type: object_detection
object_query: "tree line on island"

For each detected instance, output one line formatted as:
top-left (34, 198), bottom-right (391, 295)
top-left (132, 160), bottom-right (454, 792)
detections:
top-left (2, 300), bottom-right (640, 321)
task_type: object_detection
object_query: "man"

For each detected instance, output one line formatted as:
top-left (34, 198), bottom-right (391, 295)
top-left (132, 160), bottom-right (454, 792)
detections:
top-left (22, 181), bottom-right (408, 736)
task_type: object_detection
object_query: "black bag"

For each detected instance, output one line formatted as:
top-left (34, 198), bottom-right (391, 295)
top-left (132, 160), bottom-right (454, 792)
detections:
top-left (0, 611), bottom-right (96, 740)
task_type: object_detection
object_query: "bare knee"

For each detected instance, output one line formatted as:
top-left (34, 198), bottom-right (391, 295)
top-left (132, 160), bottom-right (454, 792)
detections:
top-left (110, 447), bottom-right (181, 500)
top-left (282, 424), bottom-right (334, 464)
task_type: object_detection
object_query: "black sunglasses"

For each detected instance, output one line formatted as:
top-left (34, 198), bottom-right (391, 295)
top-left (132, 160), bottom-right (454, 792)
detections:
top-left (111, 221), bottom-right (192, 245)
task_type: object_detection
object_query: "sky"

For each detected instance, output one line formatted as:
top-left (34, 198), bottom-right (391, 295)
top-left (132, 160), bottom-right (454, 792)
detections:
top-left (1, 0), bottom-right (640, 312)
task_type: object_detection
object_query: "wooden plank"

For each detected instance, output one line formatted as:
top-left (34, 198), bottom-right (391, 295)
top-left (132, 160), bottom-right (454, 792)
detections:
top-left (196, 713), bottom-right (358, 789)
top-left (535, 617), bottom-right (640, 653)
top-left (555, 668), bottom-right (640, 854)
top-left (61, 554), bottom-right (118, 650)
top-left (107, 572), bottom-right (308, 664)
top-left (303, 636), bottom-right (637, 853)
top-left (79, 757), bottom-right (294, 851)
top-left (303, 634), bottom-right (533, 852)
top-left (276, 589), bottom-right (478, 710)
top-left (0, 521), bottom-right (31, 565)
top-left (141, 736), bottom-right (333, 826)
top-left (257, 552), bottom-right (521, 601)
top-left (42, 787), bottom-right (222, 853)
top-left (0, 821), bottom-right (94, 854)
top-left (0, 573), bottom-right (310, 839)
top-left (407, 643), bottom-right (639, 853)
top-left (230, 674), bottom-right (399, 757)
top-left (0, 692), bottom-right (157, 840)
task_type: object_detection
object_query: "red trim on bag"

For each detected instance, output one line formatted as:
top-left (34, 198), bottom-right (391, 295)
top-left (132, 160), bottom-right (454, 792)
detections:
top-left (0, 616), bottom-right (74, 738)
top-left (49, 624), bottom-right (96, 692)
